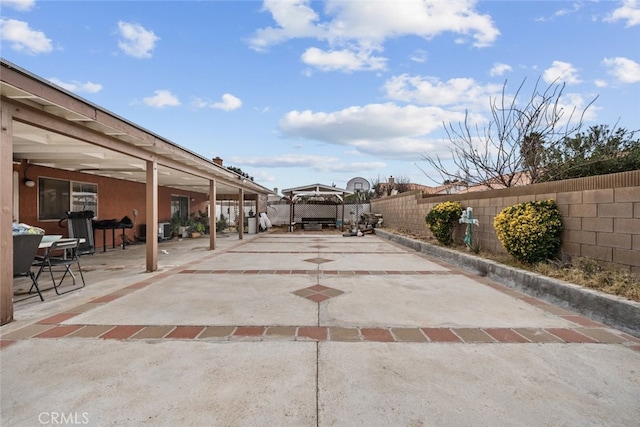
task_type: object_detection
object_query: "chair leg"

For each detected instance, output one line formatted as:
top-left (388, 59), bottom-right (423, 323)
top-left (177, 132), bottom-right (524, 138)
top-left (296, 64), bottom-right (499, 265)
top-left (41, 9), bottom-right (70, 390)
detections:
top-left (14, 272), bottom-right (45, 303)
top-left (51, 262), bottom-right (86, 295)
top-left (29, 272), bottom-right (44, 301)
top-left (34, 256), bottom-right (86, 296)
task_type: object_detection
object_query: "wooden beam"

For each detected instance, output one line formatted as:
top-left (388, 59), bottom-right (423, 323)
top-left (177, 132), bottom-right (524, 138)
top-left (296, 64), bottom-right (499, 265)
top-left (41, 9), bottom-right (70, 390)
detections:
top-left (0, 104), bottom-right (14, 324)
top-left (3, 97), bottom-right (244, 190)
top-left (146, 159), bottom-right (158, 272)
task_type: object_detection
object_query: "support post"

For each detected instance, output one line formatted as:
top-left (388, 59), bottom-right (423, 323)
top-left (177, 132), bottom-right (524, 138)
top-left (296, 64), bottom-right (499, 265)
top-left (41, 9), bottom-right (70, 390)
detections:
top-left (238, 188), bottom-right (244, 240)
top-left (209, 179), bottom-right (216, 250)
top-left (0, 104), bottom-right (14, 325)
top-left (146, 159), bottom-right (158, 272)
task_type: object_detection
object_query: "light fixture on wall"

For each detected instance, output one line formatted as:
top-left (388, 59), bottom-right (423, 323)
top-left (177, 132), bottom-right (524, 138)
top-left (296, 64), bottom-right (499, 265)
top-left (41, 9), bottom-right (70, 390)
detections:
top-left (23, 163), bottom-right (35, 187)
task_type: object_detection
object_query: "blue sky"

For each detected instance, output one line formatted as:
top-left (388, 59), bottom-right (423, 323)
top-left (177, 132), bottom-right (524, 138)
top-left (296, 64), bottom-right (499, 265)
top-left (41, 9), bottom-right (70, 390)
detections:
top-left (1, 0), bottom-right (639, 193)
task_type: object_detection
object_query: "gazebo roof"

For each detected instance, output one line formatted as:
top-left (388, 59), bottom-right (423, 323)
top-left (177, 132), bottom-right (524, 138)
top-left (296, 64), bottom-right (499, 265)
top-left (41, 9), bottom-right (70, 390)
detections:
top-left (282, 183), bottom-right (353, 202)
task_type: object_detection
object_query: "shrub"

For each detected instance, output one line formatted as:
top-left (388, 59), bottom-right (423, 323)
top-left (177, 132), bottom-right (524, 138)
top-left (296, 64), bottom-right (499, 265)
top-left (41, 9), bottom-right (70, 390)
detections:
top-left (216, 216), bottom-right (227, 232)
top-left (425, 201), bottom-right (463, 245)
top-left (493, 200), bottom-right (563, 264)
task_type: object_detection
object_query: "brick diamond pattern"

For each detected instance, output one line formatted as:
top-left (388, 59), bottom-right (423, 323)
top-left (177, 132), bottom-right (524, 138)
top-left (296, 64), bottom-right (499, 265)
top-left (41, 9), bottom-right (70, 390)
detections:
top-left (293, 284), bottom-right (344, 302)
top-left (303, 257), bottom-right (334, 265)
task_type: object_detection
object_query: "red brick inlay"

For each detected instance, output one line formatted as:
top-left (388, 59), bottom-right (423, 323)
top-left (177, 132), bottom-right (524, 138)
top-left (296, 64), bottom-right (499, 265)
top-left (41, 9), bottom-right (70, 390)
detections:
top-left (560, 315), bottom-right (604, 327)
top-left (0, 340), bottom-right (17, 350)
top-left (234, 326), bottom-right (266, 337)
top-left (298, 327), bottom-right (327, 341)
top-left (165, 326), bottom-right (205, 339)
top-left (37, 313), bottom-right (78, 325)
top-left (307, 294), bottom-right (331, 303)
top-left (101, 325), bottom-right (145, 340)
top-left (485, 328), bottom-right (530, 343)
top-left (34, 325), bottom-right (84, 338)
top-left (90, 294), bottom-right (121, 304)
top-left (546, 328), bottom-right (598, 343)
top-left (361, 328), bottom-right (394, 342)
top-left (520, 296), bottom-right (545, 306)
top-left (294, 284), bottom-right (344, 303)
top-left (126, 280), bottom-right (154, 289)
top-left (9, 321), bottom-right (637, 346)
top-left (422, 328), bottom-right (461, 342)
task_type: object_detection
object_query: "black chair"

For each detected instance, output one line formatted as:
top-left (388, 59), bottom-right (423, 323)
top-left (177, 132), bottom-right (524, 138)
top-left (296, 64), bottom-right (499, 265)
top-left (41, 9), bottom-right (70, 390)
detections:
top-left (34, 238), bottom-right (86, 295)
top-left (13, 234), bottom-right (45, 302)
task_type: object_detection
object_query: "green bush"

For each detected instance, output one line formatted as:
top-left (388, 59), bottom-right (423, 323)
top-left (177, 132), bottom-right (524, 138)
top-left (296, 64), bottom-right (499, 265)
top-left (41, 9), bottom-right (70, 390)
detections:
top-left (216, 216), bottom-right (227, 232)
top-left (493, 200), bottom-right (563, 264)
top-left (425, 201), bottom-right (463, 245)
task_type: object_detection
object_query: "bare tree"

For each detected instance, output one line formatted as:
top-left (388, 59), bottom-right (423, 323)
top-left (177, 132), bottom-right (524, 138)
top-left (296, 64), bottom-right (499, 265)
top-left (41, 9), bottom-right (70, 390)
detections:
top-left (391, 175), bottom-right (412, 193)
top-left (419, 78), bottom-right (597, 188)
top-left (369, 175), bottom-right (412, 198)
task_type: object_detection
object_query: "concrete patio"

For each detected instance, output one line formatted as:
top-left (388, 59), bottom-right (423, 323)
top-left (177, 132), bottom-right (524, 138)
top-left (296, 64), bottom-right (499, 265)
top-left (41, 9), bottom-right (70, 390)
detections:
top-left (1, 230), bottom-right (639, 426)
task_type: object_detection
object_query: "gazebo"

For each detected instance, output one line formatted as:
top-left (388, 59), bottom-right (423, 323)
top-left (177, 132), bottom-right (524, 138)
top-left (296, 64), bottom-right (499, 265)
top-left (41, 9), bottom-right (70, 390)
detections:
top-left (282, 184), bottom-right (353, 231)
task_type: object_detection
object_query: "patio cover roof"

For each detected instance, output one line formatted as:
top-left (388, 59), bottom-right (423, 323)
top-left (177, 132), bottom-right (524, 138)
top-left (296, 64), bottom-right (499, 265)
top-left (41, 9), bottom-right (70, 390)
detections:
top-left (1, 59), bottom-right (271, 198)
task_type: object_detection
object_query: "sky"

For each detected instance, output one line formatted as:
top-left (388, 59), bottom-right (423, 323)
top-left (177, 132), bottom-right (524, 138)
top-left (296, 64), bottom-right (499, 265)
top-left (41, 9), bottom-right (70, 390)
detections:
top-left (1, 0), bottom-right (639, 194)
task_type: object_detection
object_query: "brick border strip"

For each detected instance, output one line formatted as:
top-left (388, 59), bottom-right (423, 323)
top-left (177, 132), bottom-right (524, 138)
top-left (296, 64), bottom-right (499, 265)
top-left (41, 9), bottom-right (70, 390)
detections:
top-left (374, 229), bottom-right (640, 338)
top-left (2, 324), bottom-right (640, 349)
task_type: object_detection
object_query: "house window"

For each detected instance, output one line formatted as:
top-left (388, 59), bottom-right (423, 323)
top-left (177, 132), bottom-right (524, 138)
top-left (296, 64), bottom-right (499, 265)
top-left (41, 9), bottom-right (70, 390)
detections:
top-left (171, 195), bottom-right (189, 223)
top-left (38, 177), bottom-right (98, 220)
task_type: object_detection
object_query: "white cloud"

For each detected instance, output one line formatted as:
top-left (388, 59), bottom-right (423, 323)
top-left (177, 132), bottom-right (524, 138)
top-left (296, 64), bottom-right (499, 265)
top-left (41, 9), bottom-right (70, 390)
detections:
top-left (543, 61), bottom-right (582, 85)
top-left (278, 103), bottom-right (466, 159)
top-left (383, 74), bottom-right (503, 110)
top-left (48, 78), bottom-right (103, 94)
top-left (0, 18), bottom-right (52, 54)
top-left (603, 56), bottom-right (640, 83)
top-left (604, 0), bottom-right (640, 27)
top-left (248, 0), bottom-right (500, 72)
top-left (301, 47), bottom-right (386, 72)
top-left (594, 79), bottom-right (608, 88)
top-left (117, 21), bottom-right (159, 58)
top-left (231, 154), bottom-right (386, 173)
top-left (142, 90), bottom-right (180, 108)
top-left (2, 0), bottom-right (35, 11)
top-left (556, 92), bottom-right (599, 123)
top-left (193, 94), bottom-right (243, 111)
top-left (409, 49), bottom-right (428, 63)
top-left (213, 94), bottom-right (243, 111)
top-left (489, 63), bottom-right (512, 76)
top-left (554, 2), bottom-right (583, 17)
top-left (248, 0), bottom-right (325, 52)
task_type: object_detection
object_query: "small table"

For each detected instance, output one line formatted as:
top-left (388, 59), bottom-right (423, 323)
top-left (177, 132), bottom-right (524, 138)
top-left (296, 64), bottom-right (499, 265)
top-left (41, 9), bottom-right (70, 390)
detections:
top-left (39, 237), bottom-right (85, 249)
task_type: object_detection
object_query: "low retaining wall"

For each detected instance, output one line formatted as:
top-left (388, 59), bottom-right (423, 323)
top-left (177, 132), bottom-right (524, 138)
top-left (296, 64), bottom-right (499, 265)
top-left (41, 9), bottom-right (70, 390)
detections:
top-left (375, 228), bottom-right (640, 338)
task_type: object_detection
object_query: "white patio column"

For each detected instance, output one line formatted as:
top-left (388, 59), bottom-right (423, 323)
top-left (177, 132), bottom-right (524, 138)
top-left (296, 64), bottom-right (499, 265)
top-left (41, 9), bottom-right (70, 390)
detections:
top-left (0, 104), bottom-right (14, 324)
top-left (145, 159), bottom-right (158, 272)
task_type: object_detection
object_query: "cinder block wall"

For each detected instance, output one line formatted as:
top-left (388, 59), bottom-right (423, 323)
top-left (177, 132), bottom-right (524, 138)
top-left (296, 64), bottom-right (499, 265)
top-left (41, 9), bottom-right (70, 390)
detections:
top-left (371, 170), bottom-right (640, 273)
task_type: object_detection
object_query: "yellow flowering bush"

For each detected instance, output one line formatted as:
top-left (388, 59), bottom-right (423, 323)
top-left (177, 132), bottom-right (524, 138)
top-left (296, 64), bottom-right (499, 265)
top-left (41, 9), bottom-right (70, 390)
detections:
top-left (493, 200), bottom-right (563, 264)
top-left (425, 201), bottom-right (463, 245)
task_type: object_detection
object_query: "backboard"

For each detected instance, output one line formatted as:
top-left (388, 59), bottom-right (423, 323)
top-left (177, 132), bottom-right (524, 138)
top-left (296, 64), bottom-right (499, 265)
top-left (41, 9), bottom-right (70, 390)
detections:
top-left (346, 177), bottom-right (370, 193)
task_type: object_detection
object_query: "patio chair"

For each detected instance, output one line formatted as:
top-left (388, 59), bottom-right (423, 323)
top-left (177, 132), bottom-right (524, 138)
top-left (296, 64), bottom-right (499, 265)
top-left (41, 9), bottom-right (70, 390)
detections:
top-left (34, 238), bottom-right (86, 295)
top-left (13, 234), bottom-right (45, 302)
